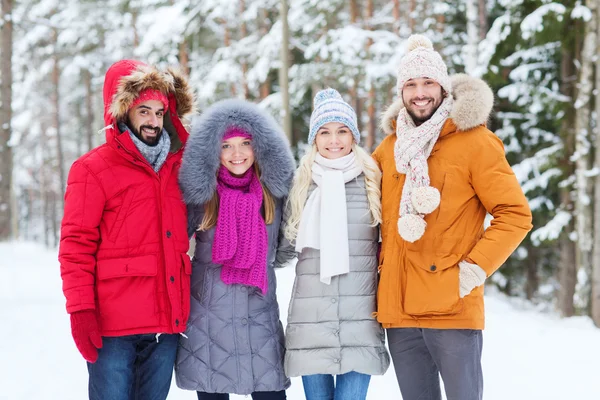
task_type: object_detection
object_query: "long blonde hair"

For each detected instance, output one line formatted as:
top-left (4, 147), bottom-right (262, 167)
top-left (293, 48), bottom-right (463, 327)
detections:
top-left (198, 163), bottom-right (275, 231)
top-left (284, 143), bottom-right (382, 241)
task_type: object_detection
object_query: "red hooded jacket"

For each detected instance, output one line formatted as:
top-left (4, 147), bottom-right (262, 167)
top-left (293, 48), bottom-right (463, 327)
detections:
top-left (58, 60), bottom-right (195, 336)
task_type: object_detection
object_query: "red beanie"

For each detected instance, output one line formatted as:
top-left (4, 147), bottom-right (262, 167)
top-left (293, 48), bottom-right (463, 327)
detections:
top-left (130, 88), bottom-right (169, 112)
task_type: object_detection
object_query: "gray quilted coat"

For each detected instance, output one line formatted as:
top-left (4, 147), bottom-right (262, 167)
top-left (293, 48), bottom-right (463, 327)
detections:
top-left (284, 175), bottom-right (390, 377)
top-left (175, 100), bottom-right (294, 394)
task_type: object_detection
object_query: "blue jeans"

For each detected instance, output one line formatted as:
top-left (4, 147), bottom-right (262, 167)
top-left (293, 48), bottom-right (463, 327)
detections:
top-left (302, 372), bottom-right (371, 400)
top-left (87, 333), bottom-right (178, 400)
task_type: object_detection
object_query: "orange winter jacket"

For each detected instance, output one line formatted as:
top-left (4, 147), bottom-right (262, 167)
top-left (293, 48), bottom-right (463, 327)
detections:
top-left (372, 74), bottom-right (532, 330)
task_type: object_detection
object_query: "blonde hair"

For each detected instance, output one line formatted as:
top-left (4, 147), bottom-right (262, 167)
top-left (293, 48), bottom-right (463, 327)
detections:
top-left (198, 163), bottom-right (275, 231)
top-left (284, 143), bottom-right (382, 241)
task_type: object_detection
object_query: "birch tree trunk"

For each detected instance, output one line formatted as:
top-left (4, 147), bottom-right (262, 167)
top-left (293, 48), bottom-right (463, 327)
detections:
top-left (464, 0), bottom-right (479, 75)
top-left (0, 0), bottom-right (13, 240)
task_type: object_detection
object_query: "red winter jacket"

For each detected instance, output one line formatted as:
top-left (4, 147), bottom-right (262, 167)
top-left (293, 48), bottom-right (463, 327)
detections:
top-left (58, 60), bottom-right (195, 336)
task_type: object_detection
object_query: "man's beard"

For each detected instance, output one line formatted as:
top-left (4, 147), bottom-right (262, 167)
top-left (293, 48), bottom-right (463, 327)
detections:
top-left (406, 98), bottom-right (442, 126)
top-left (131, 124), bottom-right (162, 146)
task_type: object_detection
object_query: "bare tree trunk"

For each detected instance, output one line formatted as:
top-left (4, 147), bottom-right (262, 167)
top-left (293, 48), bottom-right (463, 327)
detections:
top-left (50, 190), bottom-right (58, 247)
top-left (465, 0), bottom-right (479, 75)
top-left (259, 8), bottom-right (271, 100)
top-left (574, 0), bottom-right (596, 314)
top-left (559, 220), bottom-right (577, 316)
top-left (239, 0), bottom-right (249, 99)
top-left (40, 122), bottom-right (50, 247)
top-left (392, 0), bottom-right (400, 23)
top-left (557, 34), bottom-right (578, 317)
top-left (409, 0), bottom-right (416, 31)
top-left (75, 98), bottom-right (83, 157)
top-left (350, 0), bottom-right (359, 23)
top-left (348, 2), bottom-right (360, 132)
top-left (437, 13), bottom-right (445, 33)
top-left (478, 0), bottom-right (488, 39)
top-left (525, 243), bottom-right (539, 300)
top-left (365, 0), bottom-right (375, 151)
top-left (0, 0), bottom-right (13, 240)
top-left (169, 0), bottom-right (189, 75)
top-left (52, 29), bottom-right (66, 206)
top-left (179, 40), bottom-right (189, 76)
top-left (592, 0), bottom-right (600, 326)
top-left (132, 9), bottom-right (139, 48)
top-left (279, 0), bottom-right (292, 142)
top-left (221, 21), bottom-right (236, 96)
top-left (83, 69), bottom-right (94, 151)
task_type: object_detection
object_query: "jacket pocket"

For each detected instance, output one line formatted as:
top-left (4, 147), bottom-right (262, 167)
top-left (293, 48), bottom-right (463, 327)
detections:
top-left (96, 255), bottom-right (158, 329)
top-left (403, 250), bottom-right (463, 316)
top-left (180, 253), bottom-right (192, 325)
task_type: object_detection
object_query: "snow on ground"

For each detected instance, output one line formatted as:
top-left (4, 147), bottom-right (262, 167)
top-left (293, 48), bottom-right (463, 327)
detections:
top-left (1, 241), bottom-right (599, 400)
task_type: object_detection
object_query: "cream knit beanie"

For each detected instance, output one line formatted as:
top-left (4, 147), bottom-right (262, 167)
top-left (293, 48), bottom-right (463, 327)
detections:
top-left (396, 34), bottom-right (452, 96)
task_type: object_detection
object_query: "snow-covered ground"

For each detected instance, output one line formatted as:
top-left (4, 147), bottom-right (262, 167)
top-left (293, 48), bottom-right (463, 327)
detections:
top-left (2, 241), bottom-right (599, 400)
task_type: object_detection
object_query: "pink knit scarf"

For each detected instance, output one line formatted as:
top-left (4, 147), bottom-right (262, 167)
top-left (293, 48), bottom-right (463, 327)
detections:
top-left (212, 165), bottom-right (268, 294)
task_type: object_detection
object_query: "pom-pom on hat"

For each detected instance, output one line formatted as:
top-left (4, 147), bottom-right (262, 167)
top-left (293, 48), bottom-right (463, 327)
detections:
top-left (308, 88), bottom-right (360, 145)
top-left (396, 34), bottom-right (451, 97)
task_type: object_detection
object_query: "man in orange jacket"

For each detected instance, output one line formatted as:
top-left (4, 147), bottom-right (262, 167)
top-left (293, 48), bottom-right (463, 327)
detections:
top-left (372, 35), bottom-right (532, 400)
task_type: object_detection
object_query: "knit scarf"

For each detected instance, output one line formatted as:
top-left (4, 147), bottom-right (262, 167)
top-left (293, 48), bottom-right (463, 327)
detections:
top-left (212, 165), bottom-right (268, 294)
top-left (394, 95), bottom-right (453, 242)
top-left (121, 123), bottom-right (171, 172)
top-left (295, 152), bottom-right (363, 284)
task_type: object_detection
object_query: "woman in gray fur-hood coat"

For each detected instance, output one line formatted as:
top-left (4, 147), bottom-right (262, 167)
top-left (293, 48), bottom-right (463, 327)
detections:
top-left (175, 99), bottom-right (294, 396)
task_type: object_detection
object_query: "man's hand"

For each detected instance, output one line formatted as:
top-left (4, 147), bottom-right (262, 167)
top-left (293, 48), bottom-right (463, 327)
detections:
top-left (458, 260), bottom-right (487, 298)
top-left (70, 310), bottom-right (103, 363)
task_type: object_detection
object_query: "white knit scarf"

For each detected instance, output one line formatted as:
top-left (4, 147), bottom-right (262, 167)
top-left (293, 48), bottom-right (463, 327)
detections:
top-left (295, 152), bottom-right (363, 284)
top-left (394, 95), bottom-right (453, 242)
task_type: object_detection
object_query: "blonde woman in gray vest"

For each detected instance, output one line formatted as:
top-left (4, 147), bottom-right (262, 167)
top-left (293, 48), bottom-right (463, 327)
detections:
top-left (280, 89), bottom-right (390, 399)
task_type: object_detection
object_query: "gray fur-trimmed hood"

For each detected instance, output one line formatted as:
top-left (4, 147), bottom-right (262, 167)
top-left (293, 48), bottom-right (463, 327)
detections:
top-left (380, 74), bottom-right (494, 135)
top-left (179, 99), bottom-right (295, 205)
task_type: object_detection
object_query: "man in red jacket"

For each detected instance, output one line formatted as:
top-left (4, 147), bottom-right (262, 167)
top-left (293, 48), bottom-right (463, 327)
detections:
top-left (58, 59), bottom-right (195, 400)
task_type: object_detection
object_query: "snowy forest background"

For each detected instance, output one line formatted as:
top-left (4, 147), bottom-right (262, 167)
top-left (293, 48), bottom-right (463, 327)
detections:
top-left (1, 0), bottom-right (600, 327)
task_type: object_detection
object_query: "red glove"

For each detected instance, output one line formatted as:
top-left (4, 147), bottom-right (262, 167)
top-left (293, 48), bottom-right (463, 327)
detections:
top-left (70, 310), bottom-right (103, 363)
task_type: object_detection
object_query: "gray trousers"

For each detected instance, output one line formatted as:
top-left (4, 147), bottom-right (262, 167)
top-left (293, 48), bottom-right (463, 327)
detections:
top-left (386, 328), bottom-right (483, 400)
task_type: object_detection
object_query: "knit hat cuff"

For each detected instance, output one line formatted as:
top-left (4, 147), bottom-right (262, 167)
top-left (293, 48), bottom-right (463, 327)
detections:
top-left (396, 63), bottom-right (452, 96)
top-left (309, 114), bottom-right (360, 145)
top-left (130, 88), bottom-right (169, 112)
top-left (223, 127), bottom-right (252, 141)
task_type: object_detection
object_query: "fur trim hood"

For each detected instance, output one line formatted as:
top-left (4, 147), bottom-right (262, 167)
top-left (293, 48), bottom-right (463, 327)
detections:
top-left (380, 74), bottom-right (494, 135)
top-left (104, 60), bottom-right (194, 125)
top-left (179, 99), bottom-right (295, 205)
top-left (102, 59), bottom-right (196, 152)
